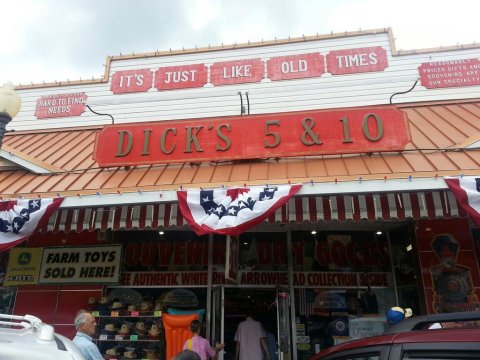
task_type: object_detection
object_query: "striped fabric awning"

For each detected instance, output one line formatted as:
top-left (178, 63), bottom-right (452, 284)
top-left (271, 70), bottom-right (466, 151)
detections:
top-left (46, 190), bottom-right (462, 233)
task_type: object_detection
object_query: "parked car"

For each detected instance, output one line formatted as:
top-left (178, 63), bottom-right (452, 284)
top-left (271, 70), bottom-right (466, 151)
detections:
top-left (309, 311), bottom-right (480, 360)
top-left (0, 313), bottom-right (85, 359)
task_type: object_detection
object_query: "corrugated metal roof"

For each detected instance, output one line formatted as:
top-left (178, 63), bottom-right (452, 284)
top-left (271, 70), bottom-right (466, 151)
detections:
top-left (1, 101), bottom-right (479, 199)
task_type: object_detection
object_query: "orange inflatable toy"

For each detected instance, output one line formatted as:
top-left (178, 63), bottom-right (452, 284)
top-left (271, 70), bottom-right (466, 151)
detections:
top-left (162, 313), bottom-right (199, 360)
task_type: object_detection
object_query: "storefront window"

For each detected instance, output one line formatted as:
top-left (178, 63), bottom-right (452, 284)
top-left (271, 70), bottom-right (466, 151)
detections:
top-left (292, 226), bottom-right (419, 358)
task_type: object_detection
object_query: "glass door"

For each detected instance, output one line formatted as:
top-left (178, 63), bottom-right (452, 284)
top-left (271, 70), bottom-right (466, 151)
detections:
top-left (277, 288), bottom-right (292, 360)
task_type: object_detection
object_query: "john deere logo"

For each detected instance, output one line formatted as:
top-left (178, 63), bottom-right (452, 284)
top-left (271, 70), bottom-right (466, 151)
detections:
top-left (18, 252), bottom-right (31, 265)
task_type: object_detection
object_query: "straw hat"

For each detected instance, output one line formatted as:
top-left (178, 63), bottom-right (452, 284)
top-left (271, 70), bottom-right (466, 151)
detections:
top-left (124, 350), bottom-right (137, 359)
top-left (141, 301), bottom-right (152, 311)
top-left (145, 349), bottom-right (158, 359)
top-left (110, 301), bottom-right (123, 309)
top-left (104, 323), bottom-right (117, 332)
top-left (148, 324), bottom-right (160, 336)
top-left (118, 324), bottom-right (130, 334)
top-left (105, 348), bottom-right (120, 356)
top-left (135, 321), bottom-right (146, 331)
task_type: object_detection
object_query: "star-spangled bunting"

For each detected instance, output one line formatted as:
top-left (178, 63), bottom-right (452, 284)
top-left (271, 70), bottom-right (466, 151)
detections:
top-left (445, 176), bottom-right (480, 227)
top-left (0, 198), bottom-right (64, 252)
top-left (177, 184), bottom-right (302, 236)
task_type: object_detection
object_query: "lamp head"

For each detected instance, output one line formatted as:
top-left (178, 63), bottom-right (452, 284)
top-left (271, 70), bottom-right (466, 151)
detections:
top-left (0, 82), bottom-right (21, 120)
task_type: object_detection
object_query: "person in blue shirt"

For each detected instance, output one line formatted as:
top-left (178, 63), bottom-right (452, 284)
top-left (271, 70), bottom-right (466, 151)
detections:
top-left (73, 310), bottom-right (103, 360)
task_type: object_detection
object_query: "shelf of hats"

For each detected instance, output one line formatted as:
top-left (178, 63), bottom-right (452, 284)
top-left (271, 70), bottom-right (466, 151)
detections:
top-left (91, 297), bottom-right (163, 360)
top-left (85, 287), bottom-right (207, 360)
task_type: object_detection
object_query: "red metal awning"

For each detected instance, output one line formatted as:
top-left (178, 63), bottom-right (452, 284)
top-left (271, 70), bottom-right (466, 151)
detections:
top-left (45, 190), bottom-right (462, 233)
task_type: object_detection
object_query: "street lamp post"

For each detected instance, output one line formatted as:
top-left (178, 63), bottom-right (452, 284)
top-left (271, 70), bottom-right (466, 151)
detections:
top-left (0, 82), bottom-right (21, 149)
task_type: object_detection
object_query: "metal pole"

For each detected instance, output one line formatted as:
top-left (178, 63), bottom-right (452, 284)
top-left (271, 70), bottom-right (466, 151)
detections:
top-left (386, 230), bottom-right (400, 305)
top-left (287, 230), bottom-right (297, 360)
top-left (206, 233), bottom-right (214, 341)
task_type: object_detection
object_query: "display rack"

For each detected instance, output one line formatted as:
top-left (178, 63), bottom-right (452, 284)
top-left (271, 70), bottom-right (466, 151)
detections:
top-left (93, 310), bottom-right (164, 360)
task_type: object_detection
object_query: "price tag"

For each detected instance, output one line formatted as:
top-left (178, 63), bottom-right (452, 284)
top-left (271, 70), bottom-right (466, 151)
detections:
top-left (92, 311), bottom-right (100, 317)
top-left (115, 335), bottom-right (124, 341)
top-left (154, 311), bottom-right (162, 317)
top-left (131, 311), bottom-right (139, 317)
top-left (130, 335), bottom-right (138, 341)
top-left (99, 334), bottom-right (108, 340)
top-left (111, 311), bottom-right (120, 317)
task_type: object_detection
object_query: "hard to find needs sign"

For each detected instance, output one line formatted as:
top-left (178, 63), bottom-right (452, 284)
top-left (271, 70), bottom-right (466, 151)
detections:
top-left (94, 106), bottom-right (409, 166)
top-left (38, 245), bottom-right (122, 284)
top-left (35, 92), bottom-right (88, 119)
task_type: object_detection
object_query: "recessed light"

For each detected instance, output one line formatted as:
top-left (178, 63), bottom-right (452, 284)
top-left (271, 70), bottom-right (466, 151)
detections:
top-left (376, 231), bottom-right (383, 235)
top-left (311, 230), bottom-right (317, 235)
top-left (159, 231), bottom-right (164, 235)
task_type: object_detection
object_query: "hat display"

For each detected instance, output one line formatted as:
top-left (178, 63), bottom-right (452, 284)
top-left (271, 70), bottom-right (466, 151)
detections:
top-left (118, 324), bottom-right (131, 335)
top-left (133, 321), bottom-right (146, 336)
top-left (106, 348), bottom-right (120, 356)
top-left (97, 296), bottom-right (111, 313)
top-left (148, 323), bottom-right (161, 338)
top-left (110, 301), bottom-right (124, 310)
top-left (124, 350), bottom-right (137, 359)
top-left (100, 323), bottom-right (118, 339)
top-left (145, 349), bottom-right (159, 360)
top-left (141, 302), bottom-right (152, 311)
top-left (105, 323), bottom-right (118, 331)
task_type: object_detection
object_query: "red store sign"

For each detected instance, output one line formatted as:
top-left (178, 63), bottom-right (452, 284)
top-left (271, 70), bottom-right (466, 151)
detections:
top-left (267, 53), bottom-right (325, 81)
top-left (155, 64), bottom-right (208, 90)
top-left (108, 46), bottom-right (389, 93)
top-left (326, 46), bottom-right (388, 75)
top-left (35, 93), bottom-right (88, 119)
top-left (94, 106), bottom-right (410, 167)
top-left (111, 69), bottom-right (153, 94)
top-left (206, 59), bottom-right (264, 86)
top-left (418, 58), bottom-right (480, 89)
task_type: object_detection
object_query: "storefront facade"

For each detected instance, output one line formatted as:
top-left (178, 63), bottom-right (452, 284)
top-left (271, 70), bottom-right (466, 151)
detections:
top-left (0, 28), bottom-right (480, 360)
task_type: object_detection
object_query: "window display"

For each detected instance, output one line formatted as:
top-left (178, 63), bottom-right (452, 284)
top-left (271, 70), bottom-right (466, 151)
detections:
top-left (91, 287), bottom-right (207, 360)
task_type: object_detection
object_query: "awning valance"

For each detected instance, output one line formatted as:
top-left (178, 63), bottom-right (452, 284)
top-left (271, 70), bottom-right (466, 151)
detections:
top-left (45, 190), bottom-right (462, 233)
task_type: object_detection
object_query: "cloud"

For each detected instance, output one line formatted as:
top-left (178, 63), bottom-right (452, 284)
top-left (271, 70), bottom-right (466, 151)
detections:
top-left (2, 0), bottom-right (480, 85)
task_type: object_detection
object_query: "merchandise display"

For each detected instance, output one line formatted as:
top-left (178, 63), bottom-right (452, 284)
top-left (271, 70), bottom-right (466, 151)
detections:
top-left (91, 297), bottom-right (164, 360)
top-left (89, 282), bottom-right (207, 359)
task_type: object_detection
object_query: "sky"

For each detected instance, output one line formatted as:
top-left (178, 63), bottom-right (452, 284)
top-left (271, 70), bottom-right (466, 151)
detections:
top-left (3, 0), bottom-right (480, 86)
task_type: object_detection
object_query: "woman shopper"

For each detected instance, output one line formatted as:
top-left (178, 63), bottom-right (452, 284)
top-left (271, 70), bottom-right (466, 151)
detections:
top-left (183, 320), bottom-right (224, 360)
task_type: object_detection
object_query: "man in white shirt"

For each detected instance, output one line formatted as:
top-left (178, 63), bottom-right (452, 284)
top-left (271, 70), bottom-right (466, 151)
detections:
top-left (73, 311), bottom-right (103, 360)
top-left (234, 312), bottom-right (271, 360)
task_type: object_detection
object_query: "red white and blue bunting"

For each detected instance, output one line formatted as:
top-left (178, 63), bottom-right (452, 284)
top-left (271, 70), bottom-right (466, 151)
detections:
top-left (0, 198), bottom-right (64, 251)
top-left (177, 184), bottom-right (302, 235)
top-left (445, 176), bottom-right (480, 227)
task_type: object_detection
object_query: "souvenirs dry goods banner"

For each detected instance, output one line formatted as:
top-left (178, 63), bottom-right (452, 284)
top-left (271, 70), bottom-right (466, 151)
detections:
top-left (4, 245), bottom-right (122, 286)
